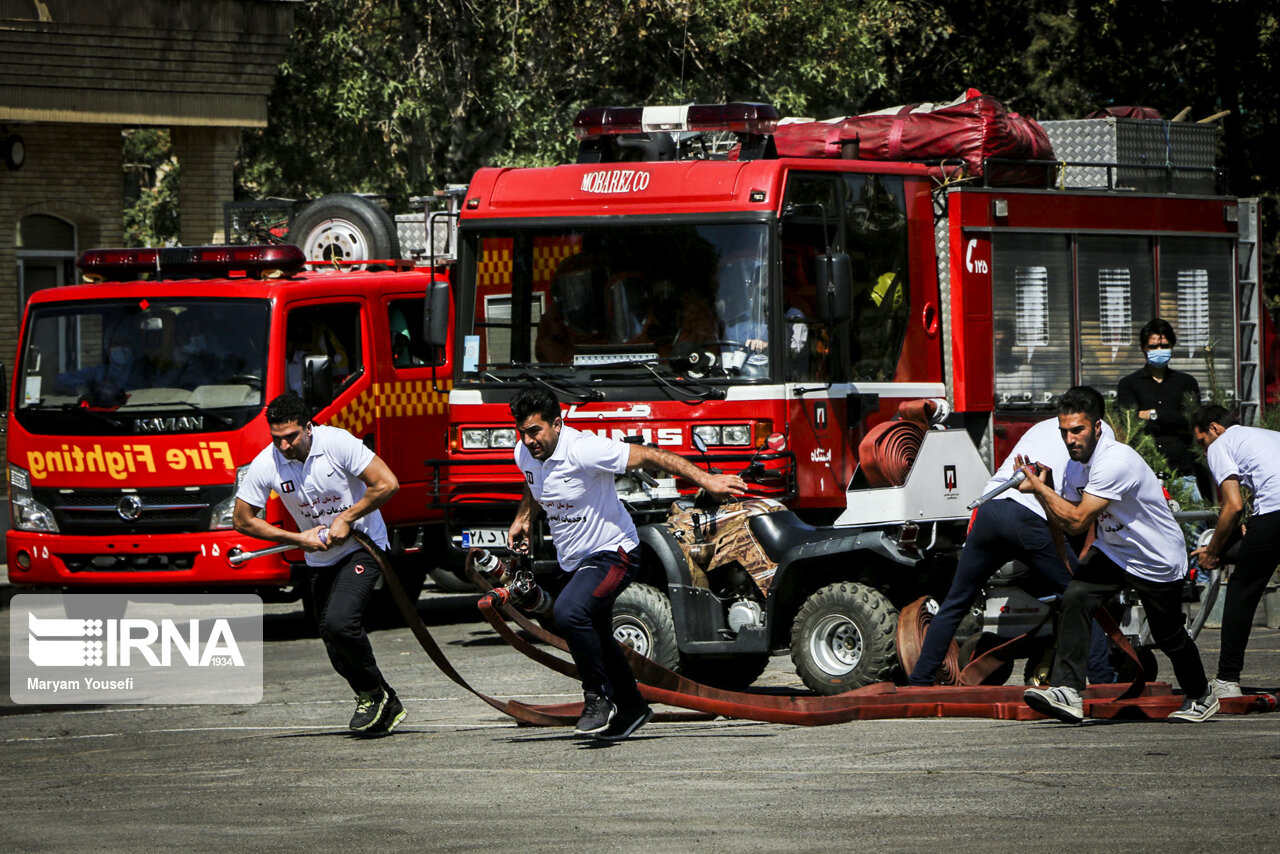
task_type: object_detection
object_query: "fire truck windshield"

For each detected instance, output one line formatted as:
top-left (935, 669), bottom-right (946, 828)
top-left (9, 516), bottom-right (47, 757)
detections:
top-left (15, 298), bottom-right (270, 434)
top-left (461, 222), bottom-right (773, 383)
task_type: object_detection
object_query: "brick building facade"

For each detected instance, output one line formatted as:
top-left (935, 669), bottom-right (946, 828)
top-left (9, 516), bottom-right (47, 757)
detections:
top-left (0, 0), bottom-right (295, 456)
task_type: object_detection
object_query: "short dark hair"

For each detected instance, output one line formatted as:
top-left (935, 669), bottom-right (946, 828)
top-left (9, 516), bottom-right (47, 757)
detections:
top-left (265, 393), bottom-right (310, 427)
top-left (510, 387), bottom-right (561, 424)
top-left (1191, 404), bottom-right (1239, 433)
top-left (1057, 385), bottom-right (1105, 424)
top-left (1138, 318), bottom-right (1177, 349)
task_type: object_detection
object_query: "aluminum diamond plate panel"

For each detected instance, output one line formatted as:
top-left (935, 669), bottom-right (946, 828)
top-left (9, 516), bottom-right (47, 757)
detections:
top-left (1041, 118), bottom-right (1217, 193)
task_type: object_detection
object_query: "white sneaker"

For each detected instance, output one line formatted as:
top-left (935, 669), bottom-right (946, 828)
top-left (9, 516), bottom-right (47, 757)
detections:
top-left (1168, 688), bottom-right (1220, 723)
top-left (1210, 678), bottom-right (1243, 699)
top-left (1023, 685), bottom-right (1085, 723)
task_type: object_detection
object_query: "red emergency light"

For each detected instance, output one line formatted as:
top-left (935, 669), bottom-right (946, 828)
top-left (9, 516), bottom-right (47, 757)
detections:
top-left (76, 244), bottom-right (308, 282)
top-left (573, 103), bottom-right (779, 139)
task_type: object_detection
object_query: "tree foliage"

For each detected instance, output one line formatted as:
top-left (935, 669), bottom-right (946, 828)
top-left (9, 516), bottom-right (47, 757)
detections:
top-left (238, 0), bottom-right (1278, 286)
top-left (122, 129), bottom-right (180, 248)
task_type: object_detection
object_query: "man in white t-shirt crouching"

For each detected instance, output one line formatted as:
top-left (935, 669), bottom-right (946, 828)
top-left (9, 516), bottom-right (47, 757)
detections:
top-left (234, 393), bottom-right (405, 736)
top-left (507, 388), bottom-right (748, 741)
top-left (1190, 404), bottom-right (1280, 699)
top-left (1016, 386), bottom-right (1217, 724)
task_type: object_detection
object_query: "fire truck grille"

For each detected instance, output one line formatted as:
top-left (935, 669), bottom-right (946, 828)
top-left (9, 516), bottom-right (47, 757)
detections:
top-left (34, 485), bottom-right (235, 535)
top-left (61, 553), bottom-right (199, 573)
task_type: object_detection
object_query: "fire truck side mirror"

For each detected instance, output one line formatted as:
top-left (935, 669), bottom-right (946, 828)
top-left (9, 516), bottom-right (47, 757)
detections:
top-left (0, 361), bottom-right (7, 412)
top-left (302, 355), bottom-right (333, 409)
top-left (815, 253), bottom-right (852, 323)
top-left (424, 281), bottom-right (450, 350)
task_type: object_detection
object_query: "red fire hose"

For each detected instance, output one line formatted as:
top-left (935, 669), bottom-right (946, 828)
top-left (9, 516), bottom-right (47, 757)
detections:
top-left (856, 399), bottom-right (937, 487)
top-left (358, 537), bottom-right (1280, 727)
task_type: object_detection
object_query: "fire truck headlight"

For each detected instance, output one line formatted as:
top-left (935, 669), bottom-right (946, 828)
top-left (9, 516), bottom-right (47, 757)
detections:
top-left (721, 425), bottom-right (752, 446)
top-left (461, 428), bottom-right (518, 450)
top-left (489, 428), bottom-right (518, 448)
top-left (692, 425), bottom-right (722, 447)
top-left (209, 465), bottom-right (250, 530)
top-left (461, 428), bottom-right (490, 449)
top-left (8, 465), bottom-right (58, 533)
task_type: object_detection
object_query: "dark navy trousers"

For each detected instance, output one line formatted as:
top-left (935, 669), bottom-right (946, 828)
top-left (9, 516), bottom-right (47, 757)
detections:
top-left (551, 547), bottom-right (644, 710)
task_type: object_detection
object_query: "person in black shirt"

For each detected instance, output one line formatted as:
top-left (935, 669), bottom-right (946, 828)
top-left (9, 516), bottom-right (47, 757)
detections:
top-left (1116, 318), bottom-right (1203, 500)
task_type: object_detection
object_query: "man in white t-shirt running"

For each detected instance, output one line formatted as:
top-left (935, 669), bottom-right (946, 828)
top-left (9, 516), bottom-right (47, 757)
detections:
top-left (1016, 386), bottom-right (1217, 724)
top-left (234, 393), bottom-right (405, 736)
top-left (1190, 404), bottom-right (1280, 699)
top-left (507, 388), bottom-right (748, 741)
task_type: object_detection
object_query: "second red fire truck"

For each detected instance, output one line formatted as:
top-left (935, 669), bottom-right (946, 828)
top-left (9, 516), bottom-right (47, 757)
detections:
top-left (429, 101), bottom-right (1262, 584)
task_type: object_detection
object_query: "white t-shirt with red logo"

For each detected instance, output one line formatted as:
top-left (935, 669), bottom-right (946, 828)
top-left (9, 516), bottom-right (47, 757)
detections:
top-left (515, 424), bottom-right (638, 572)
top-left (237, 424), bottom-right (389, 567)
top-left (1062, 431), bottom-right (1187, 583)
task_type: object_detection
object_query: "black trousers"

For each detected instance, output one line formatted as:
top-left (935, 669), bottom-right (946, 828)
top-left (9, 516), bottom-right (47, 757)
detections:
top-left (1053, 548), bottom-right (1207, 698)
top-left (1218, 510), bottom-right (1280, 682)
top-left (550, 547), bottom-right (644, 710)
top-left (310, 548), bottom-right (393, 697)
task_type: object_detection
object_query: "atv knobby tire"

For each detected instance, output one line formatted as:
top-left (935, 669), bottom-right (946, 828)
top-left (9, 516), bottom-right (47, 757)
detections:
top-left (790, 582), bottom-right (899, 694)
top-left (611, 582), bottom-right (680, 671)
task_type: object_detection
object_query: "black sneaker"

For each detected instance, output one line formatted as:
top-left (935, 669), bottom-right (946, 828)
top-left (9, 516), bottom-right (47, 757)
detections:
top-left (574, 692), bottom-right (616, 736)
top-left (362, 694), bottom-right (406, 737)
top-left (595, 704), bottom-right (654, 742)
top-left (349, 689), bottom-right (388, 732)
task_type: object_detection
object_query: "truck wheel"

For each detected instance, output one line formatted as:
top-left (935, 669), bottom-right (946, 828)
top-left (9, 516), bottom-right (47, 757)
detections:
top-left (790, 582), bottom-right (899, 694)
top-left (429, 566), bottom-right (477, 593)
top-left (287, 193), bottom-right (399, 269)
top-left (682, 654), bottom-right (770, 691)
top-left (367, 553), bottom-right (428, 627)
top-left (611, 583), bottom-right (680, 671)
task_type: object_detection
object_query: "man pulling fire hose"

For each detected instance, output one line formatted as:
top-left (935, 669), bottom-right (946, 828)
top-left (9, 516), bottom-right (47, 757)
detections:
top-left (506, 387), bottom-right (747, 740)
top-left (907, 401), bottom-right (1116, 687)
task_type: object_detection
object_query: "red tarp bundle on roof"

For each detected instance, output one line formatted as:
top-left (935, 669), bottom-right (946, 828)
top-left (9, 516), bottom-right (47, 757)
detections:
top-left (774, 88), bottom-right (1055, 185)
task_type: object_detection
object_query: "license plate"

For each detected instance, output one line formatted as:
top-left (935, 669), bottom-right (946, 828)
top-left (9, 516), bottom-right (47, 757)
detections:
top-left (461, 528), bottom-right (507, 548)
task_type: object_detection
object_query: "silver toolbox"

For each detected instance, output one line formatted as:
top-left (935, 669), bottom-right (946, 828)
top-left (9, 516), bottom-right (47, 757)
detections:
top-left (1041, 118), bottom-right (1218, 194)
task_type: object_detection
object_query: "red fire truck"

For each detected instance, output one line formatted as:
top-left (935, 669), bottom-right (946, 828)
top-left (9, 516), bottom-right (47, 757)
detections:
top-left (6, 238), bottom-right (454, 606)
top-left (430, 101), bottom-right (1264, 583)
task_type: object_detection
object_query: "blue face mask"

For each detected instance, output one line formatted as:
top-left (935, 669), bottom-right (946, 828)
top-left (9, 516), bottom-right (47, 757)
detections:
top-left (1146, 348), bottom-right (1172, 366)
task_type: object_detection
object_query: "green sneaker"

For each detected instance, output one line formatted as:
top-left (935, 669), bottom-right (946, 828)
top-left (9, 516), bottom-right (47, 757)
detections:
top-left (349, 689), bottom-right (387, 732)
top-left (364, 695), bottom-right (406, 737)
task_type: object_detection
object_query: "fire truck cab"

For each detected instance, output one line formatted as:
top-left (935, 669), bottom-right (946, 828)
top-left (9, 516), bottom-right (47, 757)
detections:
top-left (6, 244), bottom-right (453, 603)
top-left (432, 102), bottom-right (1263, 586)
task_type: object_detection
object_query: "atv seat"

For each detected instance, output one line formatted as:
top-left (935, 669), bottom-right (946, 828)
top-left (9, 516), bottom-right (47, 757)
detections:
top-left (750, 510), bottom-right (850, 558)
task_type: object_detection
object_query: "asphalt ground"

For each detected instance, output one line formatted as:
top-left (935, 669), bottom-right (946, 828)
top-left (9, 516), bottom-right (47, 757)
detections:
top-left (2, 584), bottom-right (1279, 854)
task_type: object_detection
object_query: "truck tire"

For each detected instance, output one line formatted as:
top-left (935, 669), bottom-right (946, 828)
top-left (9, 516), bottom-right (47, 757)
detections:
top-left (611, 582), bottom-right (680, 671)
top-left (429, 566), bottom-right (477, 593)
top-left (790, 582), bottom-right (899, 694)
top-left (682, 654), bottom-right (771, 691)
top-left (367, 552), bottom-right (428, 627)
top-left (287, 193), bottom-right (399, 269)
